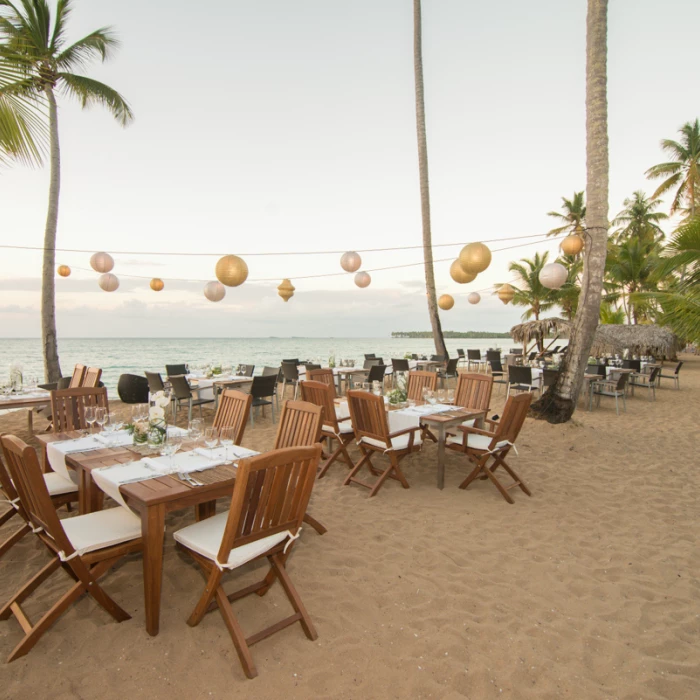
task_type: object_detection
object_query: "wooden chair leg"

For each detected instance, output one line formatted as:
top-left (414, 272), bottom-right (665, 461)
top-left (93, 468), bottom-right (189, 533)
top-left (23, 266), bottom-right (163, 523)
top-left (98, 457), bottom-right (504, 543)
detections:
top-left (215, 585), bottom-right (258, 679)
top-left (302, 512), bottom-right (327, 535)
top-left (0, 558), bottom-right (60, 621)
top-left (0, 523), bottom-right (31, 559)
top-left (343, 449), bottom-right (373, 486)
top-left (270, 553), bottom-right (317, 640)
top-left (188, 567), bottom-right (223, 627)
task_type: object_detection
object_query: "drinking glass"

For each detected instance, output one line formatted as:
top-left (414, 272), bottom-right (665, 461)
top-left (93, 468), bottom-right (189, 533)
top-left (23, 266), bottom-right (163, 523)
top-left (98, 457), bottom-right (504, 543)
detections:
top-left (422, 387), bottom-right (431, 403)
top-left (95, 407), bottom-right (107, 432)
top-left (219, 427), bottom-right (234, 462)
top-left (85, 406), bottom-right (97, 434)
top-left (204, 427), bottom-right (219, 458)
top-left (188, 418), bottom-right (203, 446)
top-left (426, 390), bottom-right (437, 406)
top-left (372, 381), bottom-right (382, 396)
top-left (361, 382), bottom-right (370, 392)
top-left (447, 389), bottom-right (455, 404)
top-left (437, 389), bottom-right (446, 404)
top-left (161, 433), bottom-right (183, 472)
top-left (132, 404), bottom-right (147, 424)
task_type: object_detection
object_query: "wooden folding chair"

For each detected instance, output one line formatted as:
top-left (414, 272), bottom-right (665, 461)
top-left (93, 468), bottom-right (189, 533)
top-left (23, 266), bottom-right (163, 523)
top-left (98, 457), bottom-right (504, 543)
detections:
top-left (174, 445), bottom-right (322, 679)
top-left (213, 389), bottom-right (252, 445)
top-left (50, 387), bottom-right (109, 433)
top-left (0, 435), bottom-right (142, 662)
top-left (446, 392), bottom-right (532, 504)
top-left (68, 364), bottom-right (87, 389)
top-left (307, 368), bottom-right (337, 397)
top-left (300, 380), bottom-right (355, 478)
top-left (344, 390), bottom-right (422, 498)
top-left (454, 372), bottom-right (493, 411)
top-left (81, 366), bottom-right (103, 388)
top-left (406, 370), bottom-right (437, 401)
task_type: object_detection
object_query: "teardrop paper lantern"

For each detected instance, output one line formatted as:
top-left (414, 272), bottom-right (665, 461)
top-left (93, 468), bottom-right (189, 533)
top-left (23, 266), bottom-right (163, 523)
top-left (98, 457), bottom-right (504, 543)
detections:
top-left (150, 278), bottom-right (164, 292)
top-left (215, 255), bottom-right (248, 287)
top-left (438, 294), bottom-right (455, 311)
top-left (458, 242), bottom-right (492, 274)
top-left (340, 251), bottom-right (362, 273)
top-left (354, 271), bottom-right (371, 288)
top-left (98, 273), bottom-right (119, 292)
top-left (497, 283), bottom-right (515, 305)
top-left (450, 259), bottom-right (476, 284)
top-left (539, 262), bottom-right (568, 290)
top-left (57, 265), bottom-right (71, 277)
top-left (203, 281), bottom-right (226, 302)
top-left (278, 278), bottom-right (295, 302)
top-left (560, 234), bottom-right (584, 256)
top-left (468, 292), bottom-right (481, 304)
top-left (90, 252), bottom-right (114, 273)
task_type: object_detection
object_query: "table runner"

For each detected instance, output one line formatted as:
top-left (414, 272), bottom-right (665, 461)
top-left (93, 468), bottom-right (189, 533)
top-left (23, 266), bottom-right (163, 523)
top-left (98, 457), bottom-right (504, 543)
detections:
top-left (46, 436), bottom-right (104, 481)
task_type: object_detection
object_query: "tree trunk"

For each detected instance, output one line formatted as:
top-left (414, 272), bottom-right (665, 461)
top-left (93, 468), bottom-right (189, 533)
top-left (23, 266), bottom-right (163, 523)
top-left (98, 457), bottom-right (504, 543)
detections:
top-left (41, 87), bottom-right (62, 382)
top-left (531, 0), bottom-right (608, 422)
top-left (413, 0), bottom-right (447, 359)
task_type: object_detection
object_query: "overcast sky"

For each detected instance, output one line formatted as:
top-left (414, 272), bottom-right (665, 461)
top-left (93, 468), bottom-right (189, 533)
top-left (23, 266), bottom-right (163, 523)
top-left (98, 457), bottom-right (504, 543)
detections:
top-left (1, 0), bottom-right (698, 338)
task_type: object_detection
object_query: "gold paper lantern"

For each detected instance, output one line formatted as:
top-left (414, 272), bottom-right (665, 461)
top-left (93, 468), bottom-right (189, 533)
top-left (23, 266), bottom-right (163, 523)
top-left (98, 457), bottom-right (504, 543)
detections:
top-left (497, 283), bottom-right (515, 305)
top-left (98, 273), bottom-right (119, 292)
top-left (458, 242), bottom-right (492, 274)
top-left (438, 294), bottom-right (455, 311)
top-left (340, 251), bottom-right (362, 273)
top-left (560, 234), bottom-right (584, 256)
top-left (203, 281), bottom-right (226, 302)
top-left (467, 292), bottom-right (481, 304)
top-left (450, 259), bottom-right (476, 284)
top-left (215, 255), bottom-right (248, 287)
top-left (90, 252), bottom-right (114, 273)
top-left (57, 265), bottom-right (71, 277)
top-left (539, 262), bottom-right (568, 290)
top-left (354, 271), bottom-right (371, 288)
top-left (150, 278), bottom-right (164, 292)
top-left (278, 278), bottom-right (295, 302)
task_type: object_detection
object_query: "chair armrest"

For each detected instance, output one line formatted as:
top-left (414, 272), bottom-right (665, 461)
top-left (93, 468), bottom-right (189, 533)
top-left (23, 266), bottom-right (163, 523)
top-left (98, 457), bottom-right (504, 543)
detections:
top-left (458, 425), bottom-right (495, 438)
top-left (483, 418), bottom-right (499, 429)
top-left (337, 416), bottom-right (352, 424)
top-left (38, 382), bottom-right (58, 391)
top-left (388, 426), bottom-right (421, 439)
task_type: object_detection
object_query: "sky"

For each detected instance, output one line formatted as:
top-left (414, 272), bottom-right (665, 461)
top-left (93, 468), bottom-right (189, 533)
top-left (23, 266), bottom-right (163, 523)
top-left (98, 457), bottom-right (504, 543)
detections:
top-left (1, 0), bottom-right (698, 338)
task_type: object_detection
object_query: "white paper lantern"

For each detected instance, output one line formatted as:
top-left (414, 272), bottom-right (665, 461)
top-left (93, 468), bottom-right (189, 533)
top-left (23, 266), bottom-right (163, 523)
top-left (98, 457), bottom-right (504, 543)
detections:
top-left (539, 262), bottom-right (568, 289)
top-left (468, 292), bottom-right (481, 304)
top-left (354, 271), bottom-right (371, 288)
top-left (98, 273), bottom-right (119, 292)
top-left (90, 252), bottom-right (114, 273)
top-left (340, 251), bottom-right (362, 273)
top-left (203, 281), bottom-right (226, 302)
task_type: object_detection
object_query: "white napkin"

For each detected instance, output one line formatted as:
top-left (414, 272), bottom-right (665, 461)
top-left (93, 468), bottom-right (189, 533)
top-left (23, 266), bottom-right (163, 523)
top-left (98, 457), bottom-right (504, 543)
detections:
top-left (46, 436), bottom-right (103, 481)
top-left (403, 403), bottom-right (454, 416)
top-left (167, 426), bottom-right (189, 437)
top-left (142, 451), bottom-right (225, 475)
top-left (94, 430), bottom-right (134, 447)
top-left (92, 462), bottom-right (155, 509)
top-left (194, 445), bottom-right (259, 462)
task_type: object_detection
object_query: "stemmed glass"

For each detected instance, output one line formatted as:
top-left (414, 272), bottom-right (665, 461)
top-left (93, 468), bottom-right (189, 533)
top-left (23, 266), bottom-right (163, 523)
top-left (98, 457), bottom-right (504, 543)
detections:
top-left (219, 427), bottom-right (234, 463)
top-left (85, 406), bottom-right (97, 435)
top-left (446, 388), bottom-right (455, 405)
top-left (188, 418), bottom-right (203, 447)
top-left (204, 427), bottom-right (219, 460)
top-left (161, 432), bottom-right (183, 472)
top-left (425, 390), bottom-right (437, 406)
top-left (95, 407), bottom-right (107, 433)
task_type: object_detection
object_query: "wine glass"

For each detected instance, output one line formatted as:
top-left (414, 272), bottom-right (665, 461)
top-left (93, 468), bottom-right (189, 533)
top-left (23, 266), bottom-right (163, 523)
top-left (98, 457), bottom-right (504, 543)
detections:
top-left (422, 387), bottom-right (431, 404)
top-left (426, 390), bottom-right (437, 406)
top-left (188, 418), bottom-right (203, 446)
top-left (219, 427), bottom-right (234, 463)
top-left (372, 381), bottom-right (382, 396)
top-left (437, 389), bottom-right (446, 404)
top-left (85, 406), bottom-right (97, 435)
top-left (204, 427), bottom-right (219, 459)
top-left (161, 433), bottom-right (183, 472)
top-left (95, 407), bottom-right (107, 433)
top-left (447, 388), bottom-right (455, 405)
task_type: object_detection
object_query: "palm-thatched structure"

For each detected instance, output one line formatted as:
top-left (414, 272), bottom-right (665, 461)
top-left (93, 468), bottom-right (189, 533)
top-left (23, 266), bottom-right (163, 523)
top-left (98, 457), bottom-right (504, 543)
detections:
top-left (510, 318), bottom-right (571, 350)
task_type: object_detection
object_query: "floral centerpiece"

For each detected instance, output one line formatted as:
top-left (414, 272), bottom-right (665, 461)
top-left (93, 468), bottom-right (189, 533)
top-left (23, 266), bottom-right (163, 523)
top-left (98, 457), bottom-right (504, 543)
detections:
top-left (131, 391), bottom-right (170, 446)
top-left (9, 363), bottom-right (23, 391)
top-left (387, 374), bottom-right (408, 405)
top-left (211, 363), bottom-right (222, 376)
top-left (328, 352), bottom-right (336, 369)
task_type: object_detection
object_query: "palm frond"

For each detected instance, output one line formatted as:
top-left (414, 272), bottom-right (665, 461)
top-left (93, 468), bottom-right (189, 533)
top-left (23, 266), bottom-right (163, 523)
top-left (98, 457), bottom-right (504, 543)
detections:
top-left (56, 27), bottom-right (119, 70)
top-left (58, 72), bottom-right (133, 126)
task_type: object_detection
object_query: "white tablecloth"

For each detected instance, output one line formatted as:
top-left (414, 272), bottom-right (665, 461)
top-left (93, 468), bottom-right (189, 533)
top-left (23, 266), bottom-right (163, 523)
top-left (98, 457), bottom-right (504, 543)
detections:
top-left (0, 390), bottom-right (50, 402)
top-left (46, 436), bottom-right (105, 482)
top-left (191, 375), bottom-right (246, 400)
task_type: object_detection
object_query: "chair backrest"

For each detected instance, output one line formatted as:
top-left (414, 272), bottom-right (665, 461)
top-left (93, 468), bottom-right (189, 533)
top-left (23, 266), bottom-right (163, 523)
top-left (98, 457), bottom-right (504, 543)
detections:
top-left (250, 374), bottom-right (277, 400)
top-left (281, 361), bottom-right (299, 381)
top-left (467, 349), bottom-right (481, 361)
top-left (239, 364), bottom-right (255, 377)
top-left (166, 364), bottom-right (188, 377)
top-left (346, 390), bottom-right (390, 447)
top-left (454, 373), bottom-right (493, 411)
top-left (406, 370), bottom-right (437, 401)
top-left (510, 348), bottom-right (522, 355)
top-left (304, 363), bottom-right (322, 372)
top-left (262, 366), bottom-right (281, 377)
top-left (0, 448), bottom-right (23, 518)
top-left (168, 374), bottom-right (192, 401)
top-left (81, 366), bottom-right (102, 388)
top-left (367, 365), bottom-right (387, 384)
top-left (273, 400), bottom-right (323, 449)
top-left (391, 358), bottom-right (410, 373)
top-left (528, 352), bottom-right (537, 361)
top-left (508, 366), bottom-right (532, 385)
top-left (622, 359), bottom-right (641, 372)
top-left (145, 371), bottom-right (165, 393)
top-left (216, 445), bottom-right (322, 562)
top-left (492, 392), bottom-right (532, 447)
top-left (363, 358), bottom-right (380, 369)
top-left (117, 374), bottom-right (149, 404)
top-left (213, 389), bottom-right (252, 444)
top-left (430, 354), bottom-right (445, 362)
top-left (542, 369), bottom-right (559, 388)
top-left (615, 372), bottom-right (629, 391)
top-left (50, 387), bottom-right (109, 432)
top-left (674, 361), bottom-right (683, 375)
top-left (456, 348), bottom-right (465, 358)
top-left (69, 364), bottom-right (87, 388)
top-left (647, 367), bottom-right (661, 384)
top-left (489, 359), bottom-right (504, 374)
top-left (300, 380), bottom-right (338, 431)
top-left (411, 354), bottom-right (419, 360)
top-left (282, 358), bottom-right (299, 365)
top-left (444, 358), bottom-right (459, 375)
top-left (594, 364), bottom-right (606, 376)
top-left (364, 354), bottom-right (376, 360)
top-left (486, 350), bottom-right (501, 363)
top-left (307, 368), bottom-right (336, 397)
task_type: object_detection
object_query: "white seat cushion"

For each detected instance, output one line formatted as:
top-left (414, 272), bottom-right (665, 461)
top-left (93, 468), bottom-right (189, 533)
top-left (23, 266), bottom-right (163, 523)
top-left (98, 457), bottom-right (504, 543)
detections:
top-left (323, 420), bottom-right (354, 435)
top-left (174, 512), bottom-right (291, 570)
top-left (61, 508), bottom-right (141, 556)
top-left (44, 472), bottom-right (79, 496)
top-left (361, 430), bottom-right (422, 452)
top-left (446, 432), bottom-right (510, 451)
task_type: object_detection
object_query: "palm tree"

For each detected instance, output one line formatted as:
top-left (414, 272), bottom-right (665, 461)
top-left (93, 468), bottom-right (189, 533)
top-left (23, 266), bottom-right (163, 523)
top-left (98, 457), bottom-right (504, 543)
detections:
top-left (599, 302), bottom-right (625, 325)
top-left (547, 191), bottom-right (586, 236)
top-left (555, 253), bottom-right (583, 320)
top-left (645, 119), bottom-right (700, 217)
top-left (503, 252), bottom-right (557, 322)
top-left (0, 0), bottom-right (133, 381)
top-left (412, 0), bottom-right (447, 358)
top-left (611, 190), bottom-right (667, 246)
top-left (606, 238), bottom-right (658, 324)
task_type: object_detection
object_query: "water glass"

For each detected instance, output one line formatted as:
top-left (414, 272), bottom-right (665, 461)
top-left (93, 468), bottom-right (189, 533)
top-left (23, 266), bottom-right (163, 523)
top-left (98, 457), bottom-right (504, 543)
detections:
top-left (219, 427), bottom-right (234, 462)
top-left (204, 427), bottom-right (219, 457)
top-left (188, 418), bottom-right (203, 445)
top-left (95, 407), bottom-right (107, 432)
top-left (372, 380), bottom-right (382, 396)
top-left (85, 406), bottom-right (97, 434)
top-left (446, 389), bottom-right (455, 404)
top-left (437, 389), bottom-right (446, 404)
top-left (426, 391), bottom-right (438, 406)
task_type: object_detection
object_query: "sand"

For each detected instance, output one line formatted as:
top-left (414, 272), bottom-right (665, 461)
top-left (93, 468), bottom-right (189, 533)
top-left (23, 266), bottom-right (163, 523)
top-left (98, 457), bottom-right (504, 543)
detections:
top-left (1, 357), bottom-right (699, 699)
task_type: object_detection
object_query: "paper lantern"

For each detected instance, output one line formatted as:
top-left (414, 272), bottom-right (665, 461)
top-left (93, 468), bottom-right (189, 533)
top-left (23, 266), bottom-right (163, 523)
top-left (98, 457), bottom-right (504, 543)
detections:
top-left (98, 273), bottom-right (119, 292)
top-left (560, 234), bottom-right (584, 256)
top-left (90, 252), bottom-right (114, 273)
top-left (340, 251), bottom-right (362, 273)
top-left (203, 281), bottom-right (226, 302)
top-left (215, 255), bottom-right (248, 287)
top-left (468, 292), bottom-right (481, 304)
top-left (150, 278), bottom-right (164, 292)
top-left (57, 265), bottom-right (71, 277)
top-left (450, 259), bottom-right (476, 284)
top-left (438, 294), bottom-right (454, 311)
top-left (497, 283), bottom-right (515, 305)
top-left (458, 242), bottom-right (492, 274)
top-left (539, 262), bottom-right (568, 290)
top-left (278, 278), bottom-right (295, 302)
top-left (354, 271), bottom-right (371, 288)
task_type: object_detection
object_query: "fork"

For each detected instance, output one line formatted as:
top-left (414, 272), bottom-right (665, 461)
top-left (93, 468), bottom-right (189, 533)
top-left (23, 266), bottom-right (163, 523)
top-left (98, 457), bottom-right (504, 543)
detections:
top-left (178, 471), bottom-right (203, 487)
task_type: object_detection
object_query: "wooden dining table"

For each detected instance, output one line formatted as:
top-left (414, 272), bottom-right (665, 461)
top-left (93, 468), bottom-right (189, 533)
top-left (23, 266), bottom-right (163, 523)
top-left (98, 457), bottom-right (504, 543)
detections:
top-left (0, 391), bottom-right (51, 434)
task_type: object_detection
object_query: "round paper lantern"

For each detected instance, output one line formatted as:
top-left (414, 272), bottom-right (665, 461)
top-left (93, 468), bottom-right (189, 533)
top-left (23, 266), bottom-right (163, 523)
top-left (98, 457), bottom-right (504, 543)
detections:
top-left (98, 273), bottom-right (119, 292)
top-left (450, 259), bottom-right (476, 284)
top-left (560, 234), bottom-right (584, 256)
top-left (340, 251), bottom-right (362, 273)
top-left (438, 294), bottom-right (454, 311)
top-left (354, 271), bottom-right (371, 288)
top-left (203, 281), bottom-right (226, 302)
top-left (278, 278), bottom-right (295, 302)
top-left (539, 262), bottom-right (568, 290)
top-left (57, 265), bottom-right (71, 277)
top-left (215, 255), bottom-right (248, 287)
top-left (90, 252), bottom-right (114, 273)
top-left (468, 292), bottom-right (481, 304)
top-left (497, 283), bottom-right (515, 305)
top-left (458, 242), bottom-right (492, 274)
top-left (150, 278), bottom-right (164, 292)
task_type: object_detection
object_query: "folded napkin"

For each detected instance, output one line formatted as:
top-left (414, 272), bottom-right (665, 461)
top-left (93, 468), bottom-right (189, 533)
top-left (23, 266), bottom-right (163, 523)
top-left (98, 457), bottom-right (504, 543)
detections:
top-left (194, 445), bottom-right (259, 462)
top-left (92, 461), bottom-right (155, 509)
top-left (167, 426), bottom-right (189, 438)
top-left (142, 451), bottom-right (225, 475)
top-left (94, 430), bottom-right (134, 447)
top-left (402, 403), bottom-right (454, 416)
top-left (46, 436), bottom-right (103, 481)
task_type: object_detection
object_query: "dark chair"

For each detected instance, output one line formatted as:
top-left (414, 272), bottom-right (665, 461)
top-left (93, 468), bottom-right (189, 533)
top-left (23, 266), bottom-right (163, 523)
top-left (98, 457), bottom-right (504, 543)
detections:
top-left (489, 359), bottom-right (508, 393)
top-left (249, 374), bottom-right (278, 425)
top-left (622, 359), bottom-right (641, 372)
top-left (437, 358), bottom-right (459, 386)
top-left (165, 364), bottom-right (188, 377)
top-left (430, 354), bottom-right (446, 363)
top-left (280, 361), bottom-right (300, 400)
top-left (466, 349), bottom-right (483, 371)
top-left (507, 366), bottom-right (537, 397)
top-left (587, 364), bottom-right (607, 377)
top-left (262, 366), bottom-right (280, 377)
top-left (657, 361), bottom-right (683, 390)
top-left (509, 348), bottom-right (523, 355)
top-left (363, 358), bottom-right (381, 369)
top-left (367, 364), bottom-right (387, 386)
top-left (456, 349), bottom-right (466, 366)
top-left (145, 371), bottom-right (165, 394)
top-left (528, 352), bottom-right (537, 361)
top-left (238, 364), bottom-right (255, 377)
top-left (411, 354), bottom-right (419, 360)
top-left (486, 350), bottom-right (501, 364)
top-left (590, 372), bottom-right (629, 415)
top-left (169, 374), bottom-right (214, 422)
top-left (364, 354), bottom-right (376, 360)
top-left (542, 369), bottom-right (559, 389)
top-left (304, 363), bottom-right (322, 372)
top-left (391, 358), bottom-right (410, 375)
top-left (629, 367), bottom-right (660, 401)
top-left (117, 374), bottom-right (149, 404)
top-left (282, 358), bottom-right (299, 365)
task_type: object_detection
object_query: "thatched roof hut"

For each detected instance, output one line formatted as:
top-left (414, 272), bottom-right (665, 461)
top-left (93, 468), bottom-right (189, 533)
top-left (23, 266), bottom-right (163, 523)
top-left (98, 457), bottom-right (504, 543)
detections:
top-left (510, 318), bottom-right (571, 347)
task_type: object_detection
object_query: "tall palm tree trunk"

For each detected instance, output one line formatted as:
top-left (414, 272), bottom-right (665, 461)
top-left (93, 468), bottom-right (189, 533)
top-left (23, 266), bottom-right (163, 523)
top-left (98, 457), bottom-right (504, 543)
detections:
top-left (42, 86), bottom-right (62, 382)
top-left (532, 0), bottom-right (608, 422)
top-left (413, 0), bottom-right (447, 359)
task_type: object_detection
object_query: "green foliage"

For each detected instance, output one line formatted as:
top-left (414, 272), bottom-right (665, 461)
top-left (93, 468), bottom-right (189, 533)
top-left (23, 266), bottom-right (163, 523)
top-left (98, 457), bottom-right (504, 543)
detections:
top-left (500, 252), bottom-right (558, 321)
top-left (547, 191), bottom-right (586, 236)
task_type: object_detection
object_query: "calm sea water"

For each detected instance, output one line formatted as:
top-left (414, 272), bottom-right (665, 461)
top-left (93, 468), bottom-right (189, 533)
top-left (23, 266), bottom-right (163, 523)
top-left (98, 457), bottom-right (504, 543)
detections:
top-left (0, 337), bottom-right (529, 395)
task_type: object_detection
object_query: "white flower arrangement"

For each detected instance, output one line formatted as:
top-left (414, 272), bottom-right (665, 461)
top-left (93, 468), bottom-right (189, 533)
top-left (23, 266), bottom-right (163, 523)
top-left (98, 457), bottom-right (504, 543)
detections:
top-left (149, 391), bottom-right (170, 423)
top-left (9, 362), bottom-right (23, 387)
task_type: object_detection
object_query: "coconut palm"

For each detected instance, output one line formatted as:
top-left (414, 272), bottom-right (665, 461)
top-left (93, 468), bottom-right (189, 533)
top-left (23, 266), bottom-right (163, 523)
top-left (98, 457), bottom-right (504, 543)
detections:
top-left (412, 0), bottom-right (447, 358)
top-left (555, 253), bottom-right (583, 320)
top-left (599, 302), bottom-right (625, 325)
top-left (547, 191), bottom-right (586, 236)
top-left (606, 238), bottom-right (658, 324)
top-left (645, 119), bottom-right (700, 217)
top-left (611, 190), bottom-right (667, 246)
top-left (0, 0), bottom-right (133, 381)
top-left (502, 252), bottom-right (558, 323)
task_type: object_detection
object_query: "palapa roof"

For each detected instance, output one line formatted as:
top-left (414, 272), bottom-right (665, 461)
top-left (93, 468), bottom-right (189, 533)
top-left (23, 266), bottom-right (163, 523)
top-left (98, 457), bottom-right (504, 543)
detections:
top-left (509, 317), bottom-right (571, 345)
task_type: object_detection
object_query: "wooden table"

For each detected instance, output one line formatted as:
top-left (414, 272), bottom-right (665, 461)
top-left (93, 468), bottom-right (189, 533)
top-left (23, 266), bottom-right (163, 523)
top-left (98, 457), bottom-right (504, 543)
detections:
top-left (414, 360), bottom-right (442, 371)
top-left (0, 392), bottom-right (51, 434)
